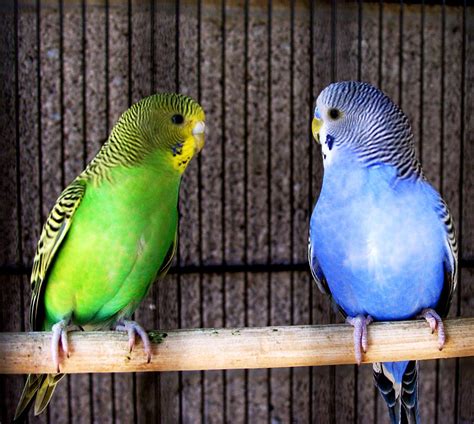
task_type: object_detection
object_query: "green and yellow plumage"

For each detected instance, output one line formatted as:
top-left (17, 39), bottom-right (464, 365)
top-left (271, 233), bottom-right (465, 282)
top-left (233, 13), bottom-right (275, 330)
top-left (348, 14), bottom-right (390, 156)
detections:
top-left (15, 93), bottom-right (205, 420)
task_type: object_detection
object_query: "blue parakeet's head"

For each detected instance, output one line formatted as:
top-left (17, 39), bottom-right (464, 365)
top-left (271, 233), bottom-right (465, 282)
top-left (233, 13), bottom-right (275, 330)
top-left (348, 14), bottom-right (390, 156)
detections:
top-left (312, 81), bottom-right (422, 178)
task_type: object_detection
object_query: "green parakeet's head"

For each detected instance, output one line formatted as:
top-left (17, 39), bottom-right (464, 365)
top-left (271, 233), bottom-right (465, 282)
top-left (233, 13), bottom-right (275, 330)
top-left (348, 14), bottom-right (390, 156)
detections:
top-left (110, 93), bottom-right (206, 174)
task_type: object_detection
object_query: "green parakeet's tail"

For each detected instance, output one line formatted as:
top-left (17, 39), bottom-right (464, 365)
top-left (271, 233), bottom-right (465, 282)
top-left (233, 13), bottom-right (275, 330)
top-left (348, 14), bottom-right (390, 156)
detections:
top-left (14, 373), bottom-right (65, 420)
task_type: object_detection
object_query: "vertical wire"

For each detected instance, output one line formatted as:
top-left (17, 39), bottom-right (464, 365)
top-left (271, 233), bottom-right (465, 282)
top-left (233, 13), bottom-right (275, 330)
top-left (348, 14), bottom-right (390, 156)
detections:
top-left (173, 1), bottom-right (182, 421)
top-left (175, 0), bottom-right (181, 92)
top-left (59, 0), bottom-right (65, 189)
top-left (330, 1), bottom-right (336, 420)
top-left (196, 0), bottom-right (205, 420)
top-left (150, 0), bottom-right (155, 95)
top-left (419, 0), bottom-right (425, 163)
top-left (454, 1), bottom-right (466, 421)
top-left (308, 1), bottom-right (314, 422)
top-left (58, 0), bottom-right (71, 419)
top-left (12, 10), bottom-right (26, 409)
top-left (127, 0), bottom-right (132, 106)
top-left (439, 2), bottom-right (445, 198)
top-left (378, 0), bottom-right (383, 89)
top-left (81, 0), bottom-right (87, 170)
top-left (357, 0), bottom-right (362, 81)
top-left (82, 0), bottom-right (92, 414)
top-left (266, 0), bottom-right (273, 419)
top-left (104, 0), bottom-right (115, 420)
top-left (36, 0), bottom-right (44, 228)
top-left (105, 0), bottom-right (110, 138)
top-left (435, 4), bottom-right (446, 422)
top-left (125, 1), bottom-right (139, 422)
top-left (354, 2), bottom-right (363, 419)
top-left (13, 0), bottom-right (25, 333)
top-left (289, 0), bottom-right (295, 421)
top-left (34, 12), bottom-right (45, 418)
top-left (330, 0), bottom-right (336, 82)
top-left (243, 0), bottom-right (249, 420)
top-left (374, 2), bottom-right (385, 419)
top-left (398, 0), bottom-right (403, 106)
top-left (220, 0), bottom-right (227, 421)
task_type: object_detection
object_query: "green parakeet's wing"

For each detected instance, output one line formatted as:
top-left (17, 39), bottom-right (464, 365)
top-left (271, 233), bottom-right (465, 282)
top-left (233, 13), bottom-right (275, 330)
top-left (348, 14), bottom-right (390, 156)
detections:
top-left (14, 180), bottom-right (85, 421)
top-left (157, 231), bottom-right (177, 278)
top-left (30, 180), bottom-right (86, 330)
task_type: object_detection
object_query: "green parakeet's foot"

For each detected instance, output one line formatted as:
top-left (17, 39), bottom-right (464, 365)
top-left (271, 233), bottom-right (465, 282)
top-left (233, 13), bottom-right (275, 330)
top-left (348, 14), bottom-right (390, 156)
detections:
top-left (51, 318), bottom-right (72, 372)
top-left (115, 320), bottom-right (152, 363)
top-left (418, 308), bottom-right (445, 350)
top-left (346, 314), bottom-right (373, 365)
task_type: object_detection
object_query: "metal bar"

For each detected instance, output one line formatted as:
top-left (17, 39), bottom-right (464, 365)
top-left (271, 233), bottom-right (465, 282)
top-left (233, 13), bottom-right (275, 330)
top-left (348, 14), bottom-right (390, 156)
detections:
top-left (5, 259), bottom-right (474, 278)
top-left (266, 1), bottom-right (273, 418)
top-left (36, 0), bottom-right (44, 226)
top-left (13, 0), bottom-right (24, 333)
top-left (243, 0), bottom-right (250, 420)
top-left (289, 1), bottom-right (295, 420)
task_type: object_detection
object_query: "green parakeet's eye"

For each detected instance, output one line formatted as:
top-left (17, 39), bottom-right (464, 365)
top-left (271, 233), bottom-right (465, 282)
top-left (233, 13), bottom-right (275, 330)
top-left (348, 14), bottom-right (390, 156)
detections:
top-left (328, 108), bottom-right (341, 120)
top-left (171, 114), bottom-right (184, 124)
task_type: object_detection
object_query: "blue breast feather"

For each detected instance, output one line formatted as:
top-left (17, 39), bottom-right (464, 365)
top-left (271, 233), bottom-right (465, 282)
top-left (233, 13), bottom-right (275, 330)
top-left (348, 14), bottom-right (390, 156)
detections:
top-left (310, 158), bottom-right (447, 321)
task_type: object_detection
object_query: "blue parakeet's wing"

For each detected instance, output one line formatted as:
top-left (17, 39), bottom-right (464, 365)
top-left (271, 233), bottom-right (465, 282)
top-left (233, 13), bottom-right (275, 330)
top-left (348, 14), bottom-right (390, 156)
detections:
top-left (308, 236), bottom-right (330, 296)
top-left (30, 180), bottom-right (86, 330)
top-left (432, 195), bottom-right (458, 317)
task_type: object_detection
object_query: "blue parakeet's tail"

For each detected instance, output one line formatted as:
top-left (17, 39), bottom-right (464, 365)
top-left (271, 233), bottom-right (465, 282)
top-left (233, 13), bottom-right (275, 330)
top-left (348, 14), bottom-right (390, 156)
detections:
top-left (373, 361), bottom-right (419, 424)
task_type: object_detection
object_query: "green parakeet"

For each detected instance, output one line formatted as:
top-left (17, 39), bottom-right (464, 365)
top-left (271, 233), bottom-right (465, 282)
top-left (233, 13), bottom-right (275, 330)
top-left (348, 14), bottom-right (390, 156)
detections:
top-left (14, 93), bottom-right (206, 420)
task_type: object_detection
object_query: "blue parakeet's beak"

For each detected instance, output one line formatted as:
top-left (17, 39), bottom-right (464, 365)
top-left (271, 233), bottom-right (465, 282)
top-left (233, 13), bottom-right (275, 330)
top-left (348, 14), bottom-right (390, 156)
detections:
top-left (312, 108), bottom-right (322, 144)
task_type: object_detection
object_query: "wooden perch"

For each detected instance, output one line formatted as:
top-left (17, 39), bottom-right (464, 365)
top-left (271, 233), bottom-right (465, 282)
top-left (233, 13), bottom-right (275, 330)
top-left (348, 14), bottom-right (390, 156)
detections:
top-left (0, 318), bottom-right (473, 374)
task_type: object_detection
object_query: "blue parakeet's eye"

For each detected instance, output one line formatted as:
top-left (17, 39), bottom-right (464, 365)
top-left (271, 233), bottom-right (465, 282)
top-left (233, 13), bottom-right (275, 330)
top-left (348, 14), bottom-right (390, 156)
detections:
top-left (171, 114), bottom-right (184, 124)
top-left (328, 108), bottom-right (341, 120)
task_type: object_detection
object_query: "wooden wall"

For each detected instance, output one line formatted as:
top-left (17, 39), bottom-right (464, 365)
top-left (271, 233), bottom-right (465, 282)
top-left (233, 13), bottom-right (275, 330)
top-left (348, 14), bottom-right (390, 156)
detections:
top-left (0, 1), bottom-right (473, 423)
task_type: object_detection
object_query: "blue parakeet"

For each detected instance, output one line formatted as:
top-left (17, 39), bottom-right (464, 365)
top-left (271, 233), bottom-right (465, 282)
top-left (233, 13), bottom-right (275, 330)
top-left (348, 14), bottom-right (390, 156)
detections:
top-left (308, 81), bottom-right (457, 423)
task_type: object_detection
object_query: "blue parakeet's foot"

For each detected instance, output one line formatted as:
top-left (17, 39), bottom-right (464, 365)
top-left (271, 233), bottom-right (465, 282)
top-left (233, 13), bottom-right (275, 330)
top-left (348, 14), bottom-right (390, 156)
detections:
top-left (346, 315), bottom-right (373, 365)
top-left (115, 319), bottom-right (152, 363)
top-left (418, 308), bottom-right (446, 350)
top-left (51, 318), bottom-right (72, 373)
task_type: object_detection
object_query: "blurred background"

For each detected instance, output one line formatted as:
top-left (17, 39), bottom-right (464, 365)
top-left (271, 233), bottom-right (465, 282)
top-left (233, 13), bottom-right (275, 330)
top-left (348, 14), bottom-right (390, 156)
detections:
top-left (0, 0), bottom-right (473, 422)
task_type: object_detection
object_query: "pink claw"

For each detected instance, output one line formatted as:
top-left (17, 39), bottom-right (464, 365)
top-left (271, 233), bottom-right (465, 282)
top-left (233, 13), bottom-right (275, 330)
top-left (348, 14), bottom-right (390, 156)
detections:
top-left (346, 315), bottom-right (373, 365)
top-left (51, 319), bottom-right (71, 373)
top-left (418, 308), bottom-right (445, 350)
top-left (115, 320), bottom-right (152, 363)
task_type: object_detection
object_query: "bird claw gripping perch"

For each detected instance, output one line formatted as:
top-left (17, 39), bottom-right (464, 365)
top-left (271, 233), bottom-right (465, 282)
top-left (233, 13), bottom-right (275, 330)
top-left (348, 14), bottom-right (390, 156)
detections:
top-left (418, 308), bottom-right (446, 350)
top-left (346, 315), bottom-right (373, 365)
top-left (51, 319), bottom-right (72, 373)
top-left (115, 320), bottom-right (152, 363)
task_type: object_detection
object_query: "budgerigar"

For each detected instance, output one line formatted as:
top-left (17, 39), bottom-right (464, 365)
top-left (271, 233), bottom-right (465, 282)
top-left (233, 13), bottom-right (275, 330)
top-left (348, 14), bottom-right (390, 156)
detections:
top-left (308, 81), bottom-right (457, 423)
top-left (14, 93), bottom-right (206, 420)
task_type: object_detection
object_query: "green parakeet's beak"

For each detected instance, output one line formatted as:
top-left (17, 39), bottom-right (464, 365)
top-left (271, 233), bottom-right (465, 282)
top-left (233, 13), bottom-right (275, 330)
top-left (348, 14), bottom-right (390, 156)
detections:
top-left (312, 117), bottom-right (322, 144)
top-left (192, 121), bottom-right (206, 153)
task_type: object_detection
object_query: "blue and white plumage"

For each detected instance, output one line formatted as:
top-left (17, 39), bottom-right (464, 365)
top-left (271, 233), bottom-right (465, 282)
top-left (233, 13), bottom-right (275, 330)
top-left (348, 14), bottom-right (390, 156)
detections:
top-left (308, 81), bottom-right (457, 424)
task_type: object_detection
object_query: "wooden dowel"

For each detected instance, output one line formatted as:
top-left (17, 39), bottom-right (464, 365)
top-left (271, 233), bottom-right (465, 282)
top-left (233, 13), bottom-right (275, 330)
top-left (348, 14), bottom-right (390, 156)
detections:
top-left (0, 318), bottom-right (473, 374)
